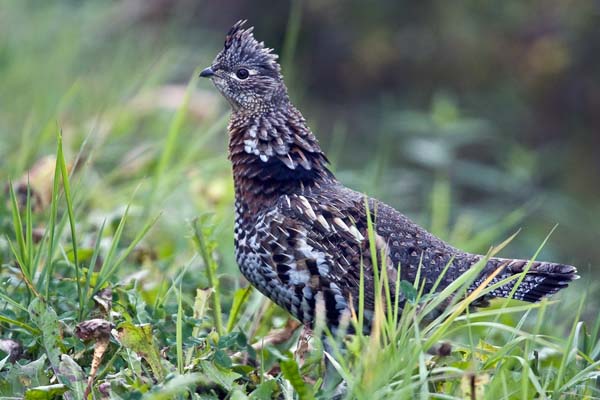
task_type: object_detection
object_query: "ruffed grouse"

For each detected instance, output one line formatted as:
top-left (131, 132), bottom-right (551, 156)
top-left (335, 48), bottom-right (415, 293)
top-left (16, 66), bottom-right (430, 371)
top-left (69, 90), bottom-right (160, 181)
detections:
top-left (200, 20), bottom-right (577, 332)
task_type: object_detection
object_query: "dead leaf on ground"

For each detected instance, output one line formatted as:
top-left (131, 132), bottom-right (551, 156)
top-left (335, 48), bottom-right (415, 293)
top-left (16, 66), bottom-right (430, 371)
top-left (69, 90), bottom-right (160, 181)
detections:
top-left (0, 338), bottom-right (23, 362)
top-left (93, 287), bottom-right (113, 316)
top-left (75, 318), bottom-right (115, 398)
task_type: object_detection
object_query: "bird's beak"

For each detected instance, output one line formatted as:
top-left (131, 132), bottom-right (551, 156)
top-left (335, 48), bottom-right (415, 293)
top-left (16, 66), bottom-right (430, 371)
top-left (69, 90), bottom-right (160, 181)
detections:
top-left (199, 67), bottom-right (215, 78)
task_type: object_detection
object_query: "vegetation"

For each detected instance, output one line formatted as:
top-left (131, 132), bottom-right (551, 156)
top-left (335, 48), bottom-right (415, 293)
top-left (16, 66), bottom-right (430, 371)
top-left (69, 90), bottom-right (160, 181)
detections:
top-left (0, 2), bottom-right (598, 399)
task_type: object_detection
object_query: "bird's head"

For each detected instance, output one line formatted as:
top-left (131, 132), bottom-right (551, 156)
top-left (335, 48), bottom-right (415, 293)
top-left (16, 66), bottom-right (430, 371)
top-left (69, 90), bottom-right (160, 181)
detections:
top-left (200, 20), bottom-right (287, 114)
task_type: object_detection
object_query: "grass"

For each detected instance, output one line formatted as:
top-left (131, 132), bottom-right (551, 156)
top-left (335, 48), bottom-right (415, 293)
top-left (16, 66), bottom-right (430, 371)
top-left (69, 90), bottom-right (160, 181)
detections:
top-left (1, 145), bottom-right (598, 399)
top-left (0, 2), bottom-right (598, 399)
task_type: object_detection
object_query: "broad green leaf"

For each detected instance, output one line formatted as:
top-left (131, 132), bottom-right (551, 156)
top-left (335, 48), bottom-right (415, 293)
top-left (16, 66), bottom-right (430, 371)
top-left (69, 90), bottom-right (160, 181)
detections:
top-left (280, 358), bottom-right (314, 400)
top-left (24, 384), bottom-right (68, 400)
top-left (213, 349), bottom-right (232, 369)
top-left (400, 280), bottom-right (417, 304)
top-left (28, 299), bottom-right (61, 370)
top-left (0, 354), bottom-right (10, 370)
top-left (199, 360), bottom-right (241, 392)
top-left (218, 331), bottom-right (247, 350)
top-left (143, 373), bottom-right (202, 400)
top-left (117, 322), bottom-right (165, 382)
top-left (250, 380), bottom-right (279, 400)
top-left (58, 355), bottom-right (86, 398)
top-left (230, 389), bottom-right (250, 400)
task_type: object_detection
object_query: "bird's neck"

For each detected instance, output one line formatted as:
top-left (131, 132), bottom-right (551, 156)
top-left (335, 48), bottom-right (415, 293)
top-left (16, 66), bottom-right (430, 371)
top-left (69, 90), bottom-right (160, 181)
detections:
top-left (228, 104), bottom-right (335, 211)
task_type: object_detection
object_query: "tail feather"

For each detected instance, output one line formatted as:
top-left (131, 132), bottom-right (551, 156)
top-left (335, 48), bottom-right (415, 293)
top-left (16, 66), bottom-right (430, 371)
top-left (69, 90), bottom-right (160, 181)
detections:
top-left (474, 257), bottom-right (579, 302)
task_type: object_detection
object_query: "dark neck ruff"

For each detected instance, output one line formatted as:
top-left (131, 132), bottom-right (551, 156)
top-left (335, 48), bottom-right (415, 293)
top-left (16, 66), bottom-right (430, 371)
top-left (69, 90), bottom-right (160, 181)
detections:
top-left (228, 104), bottom-right (335, 212)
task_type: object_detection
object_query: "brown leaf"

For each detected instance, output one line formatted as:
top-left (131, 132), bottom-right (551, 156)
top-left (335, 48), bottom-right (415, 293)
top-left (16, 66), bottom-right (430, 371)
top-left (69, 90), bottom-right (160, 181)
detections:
top-left (75, 318), bottom-right (114, 398)
top-left (75, 318), bottom-right (114, 341)
top-left (93, 287), bottom-right (113, 316)
top-left (0, 338), bottom-right (22, 362)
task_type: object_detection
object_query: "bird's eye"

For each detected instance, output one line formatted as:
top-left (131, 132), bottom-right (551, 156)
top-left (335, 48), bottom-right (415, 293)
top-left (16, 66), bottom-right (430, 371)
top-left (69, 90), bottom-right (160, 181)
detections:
top-left (235, 68), bottom-right (250, 79)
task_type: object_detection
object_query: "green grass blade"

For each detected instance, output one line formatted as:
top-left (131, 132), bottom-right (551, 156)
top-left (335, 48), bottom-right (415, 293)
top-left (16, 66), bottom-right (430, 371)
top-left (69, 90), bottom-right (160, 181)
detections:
top-left (56, 133), bottom-right (83, 317)
top-left (176, 283), bottom-right (184, 374)
top-left (81, 219), bottom-right (107, 313)
top-left (25, 178), bottom-right (34, 280)
top-left (553, 294), bottom-right (586, 395)
top-left (41, 153), bottom-right (68, 297)
top-left (6, 232), bottom-right (40, 298)
top-left (0, 314), bottom-right (41, 335)
top-left (0, 291), bottom-right (28, 312)
top-left (226, 286), bottom-right (252, 333)
top-left (95, 213), bottom-right (160, 292)
top-left (8, 181), bottom-right (29, 272)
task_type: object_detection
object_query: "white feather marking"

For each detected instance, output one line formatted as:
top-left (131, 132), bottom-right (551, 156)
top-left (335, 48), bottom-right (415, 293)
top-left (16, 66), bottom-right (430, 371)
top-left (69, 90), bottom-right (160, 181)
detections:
top-left (298, 196), bottom-right (317, 220)
top-left (286, 154), bottom-right (295, 169)
top-left (283, 195), bottom-right (291, 209)
top-left (271, 240), bottom-right (286, 250)
top-left (316, 215), bottom-right (330, 231)
top-left (333, 217), bottom-right (350, 232)
top-left (349, 225), bottom-right (365, 241)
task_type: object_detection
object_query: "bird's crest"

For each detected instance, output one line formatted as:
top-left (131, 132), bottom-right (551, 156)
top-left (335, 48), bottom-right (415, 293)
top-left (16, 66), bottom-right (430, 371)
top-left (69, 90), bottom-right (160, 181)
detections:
top-left (224, 20), bottom-right (250, 49)
top-left (217, 20), bottom-right (280, 74)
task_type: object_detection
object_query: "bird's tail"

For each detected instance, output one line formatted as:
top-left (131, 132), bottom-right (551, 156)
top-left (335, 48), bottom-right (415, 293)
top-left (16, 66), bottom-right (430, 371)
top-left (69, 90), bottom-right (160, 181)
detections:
top-left (473, 257), bottom-right (579, 302)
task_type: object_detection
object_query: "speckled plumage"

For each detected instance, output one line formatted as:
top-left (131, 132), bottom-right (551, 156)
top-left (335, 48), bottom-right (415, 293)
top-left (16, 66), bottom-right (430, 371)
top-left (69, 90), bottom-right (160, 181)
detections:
top-left (201, 20), bottom-right (578, 331)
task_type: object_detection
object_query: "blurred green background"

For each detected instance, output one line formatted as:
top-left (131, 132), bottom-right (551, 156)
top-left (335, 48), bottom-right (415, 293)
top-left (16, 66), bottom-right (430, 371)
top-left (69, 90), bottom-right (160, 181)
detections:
top-left (1, 0), bottom-right (598, 283)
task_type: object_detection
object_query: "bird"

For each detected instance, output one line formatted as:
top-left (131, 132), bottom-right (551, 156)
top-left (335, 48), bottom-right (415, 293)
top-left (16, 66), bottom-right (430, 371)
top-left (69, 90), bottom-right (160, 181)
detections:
top-left (199, 20), bottom-right (578, 333)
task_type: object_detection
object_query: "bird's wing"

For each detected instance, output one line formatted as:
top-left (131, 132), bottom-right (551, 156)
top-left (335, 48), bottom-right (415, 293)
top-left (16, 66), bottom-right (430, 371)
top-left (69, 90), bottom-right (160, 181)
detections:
top-left (255, 185), bottom-right (465, 326)
top-left (253, 186), bottom-right (578, 330)
top-left (370, 199), bottom-right (473, 292)
top-left (250, 187), bottom-right (377, 327)
top-left (257, 183), bottom-right (478, 320)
